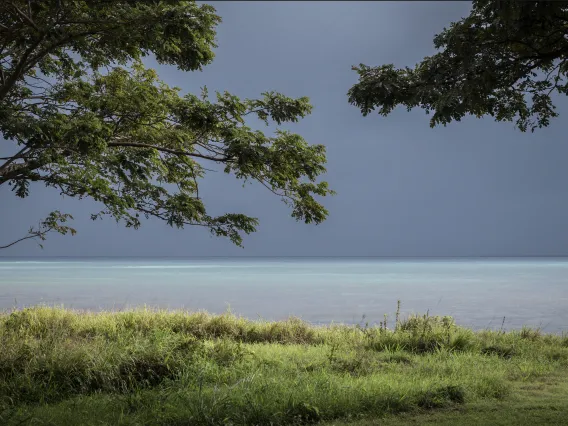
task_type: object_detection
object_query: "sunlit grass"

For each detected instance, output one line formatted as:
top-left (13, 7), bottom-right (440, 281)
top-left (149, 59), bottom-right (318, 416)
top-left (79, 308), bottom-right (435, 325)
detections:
top-left (0, 306), bottom-right (567, 425)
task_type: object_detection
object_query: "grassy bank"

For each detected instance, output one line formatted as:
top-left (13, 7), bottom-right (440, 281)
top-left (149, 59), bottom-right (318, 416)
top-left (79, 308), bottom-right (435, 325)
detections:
top-left (0, 306), bottom-right (567, 425)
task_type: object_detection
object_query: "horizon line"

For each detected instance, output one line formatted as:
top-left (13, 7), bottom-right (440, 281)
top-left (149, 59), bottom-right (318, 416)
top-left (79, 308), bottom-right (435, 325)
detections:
top-left (1, 255), bottom-right (568, 259)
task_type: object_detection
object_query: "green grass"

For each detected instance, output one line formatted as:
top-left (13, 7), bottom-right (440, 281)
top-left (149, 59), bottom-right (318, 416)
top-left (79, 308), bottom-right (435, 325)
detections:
top-left (0, 306), bottom-right (567, 425)
top-left (326, 376), bottom-right (568, 425)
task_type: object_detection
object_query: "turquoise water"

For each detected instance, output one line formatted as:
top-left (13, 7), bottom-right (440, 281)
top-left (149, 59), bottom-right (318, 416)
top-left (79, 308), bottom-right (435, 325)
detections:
top-left (0, 257), bottom-right (567, 332)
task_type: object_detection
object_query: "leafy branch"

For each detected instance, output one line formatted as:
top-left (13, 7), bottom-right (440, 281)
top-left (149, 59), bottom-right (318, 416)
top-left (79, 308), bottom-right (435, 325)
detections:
top-left (0, 1), bottom-right (333, 250)
top-left (0, 211), bottom-right (76, 250)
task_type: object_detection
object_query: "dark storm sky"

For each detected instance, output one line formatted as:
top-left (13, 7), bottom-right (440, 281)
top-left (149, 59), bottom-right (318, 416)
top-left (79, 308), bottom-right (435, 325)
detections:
top-left (2, 1), bottom-right (568, 257)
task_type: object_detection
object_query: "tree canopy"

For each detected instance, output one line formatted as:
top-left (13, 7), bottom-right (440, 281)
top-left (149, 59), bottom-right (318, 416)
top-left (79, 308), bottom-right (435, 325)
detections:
top-left (0, 0), bottom-right (333, 249)
top-left (348, 0), bottom-right (568, 132)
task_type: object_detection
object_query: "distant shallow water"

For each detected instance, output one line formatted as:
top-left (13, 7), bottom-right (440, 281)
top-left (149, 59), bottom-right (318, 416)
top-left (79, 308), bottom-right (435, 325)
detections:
top-left (1, 257), bottom-right (567, 333)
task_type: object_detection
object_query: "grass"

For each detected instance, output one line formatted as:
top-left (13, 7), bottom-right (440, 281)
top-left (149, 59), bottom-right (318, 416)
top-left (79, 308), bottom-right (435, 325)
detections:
top-left (0, 305), bottom-right (567, 425)
top-left (326, 376), bottom-right (568, 425)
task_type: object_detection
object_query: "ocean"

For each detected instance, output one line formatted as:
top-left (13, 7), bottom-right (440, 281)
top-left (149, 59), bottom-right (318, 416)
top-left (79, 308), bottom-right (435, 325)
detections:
top-left (1, 257), bottom-right (567, 332)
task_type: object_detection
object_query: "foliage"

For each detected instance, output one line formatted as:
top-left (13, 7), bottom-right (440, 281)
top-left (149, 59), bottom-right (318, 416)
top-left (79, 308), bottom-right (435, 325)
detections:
top-left (0, 210), bottom-right (75, 249)
top-left (0, 0), bottom-right (333, 248)
top-left (0, 306), bottom-right (567, 424)
top-left (348, 1), bottom-right (568, 132)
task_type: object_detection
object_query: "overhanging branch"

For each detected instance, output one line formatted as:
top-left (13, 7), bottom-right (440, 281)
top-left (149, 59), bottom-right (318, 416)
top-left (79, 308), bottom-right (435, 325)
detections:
top-left (0, 229), bottom-right (48, 249)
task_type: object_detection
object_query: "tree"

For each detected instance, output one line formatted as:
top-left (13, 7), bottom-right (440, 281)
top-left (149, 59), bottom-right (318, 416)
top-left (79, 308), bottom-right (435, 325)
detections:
top-left (0, 0), bottom-right (333, 249)
top-left (348, 0), bottom-right (568, 132)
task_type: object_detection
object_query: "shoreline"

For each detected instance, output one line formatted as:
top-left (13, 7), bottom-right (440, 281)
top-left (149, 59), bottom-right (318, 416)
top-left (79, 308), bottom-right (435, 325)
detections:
top-left (1, 304), bottom-right (565, 335)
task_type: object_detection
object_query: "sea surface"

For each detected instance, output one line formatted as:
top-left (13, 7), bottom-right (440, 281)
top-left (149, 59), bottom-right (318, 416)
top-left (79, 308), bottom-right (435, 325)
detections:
top-left (1, 257), bottom-right (567, 333)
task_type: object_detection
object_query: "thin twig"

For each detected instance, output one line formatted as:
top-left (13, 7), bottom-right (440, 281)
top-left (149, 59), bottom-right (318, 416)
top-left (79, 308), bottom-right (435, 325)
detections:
top-left (0, 226), bottom-right (53, 250)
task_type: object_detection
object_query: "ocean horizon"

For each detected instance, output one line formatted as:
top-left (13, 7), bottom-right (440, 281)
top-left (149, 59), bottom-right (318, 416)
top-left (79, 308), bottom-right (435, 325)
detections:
top-left (1, 256), bottom-right (567, 333)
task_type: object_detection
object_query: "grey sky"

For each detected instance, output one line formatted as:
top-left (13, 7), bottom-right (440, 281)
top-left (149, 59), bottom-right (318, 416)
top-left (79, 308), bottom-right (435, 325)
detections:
top-left (2, 1), bottom-right (568, 257)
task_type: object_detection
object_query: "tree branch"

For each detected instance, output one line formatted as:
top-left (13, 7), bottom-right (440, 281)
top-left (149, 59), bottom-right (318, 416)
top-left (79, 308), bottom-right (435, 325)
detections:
top-left (0, 211), bottom-right (76, 250)
top-left (0, 33), bottom-right (46, 101)
top-left (0, 229), bottom-right (49, 250)
top-left (10, 1), bottom-right (40, 32)
top-left (0, 146), bottom-right (30, 175)
top-left (106, 141), bottom-right (233, 163)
